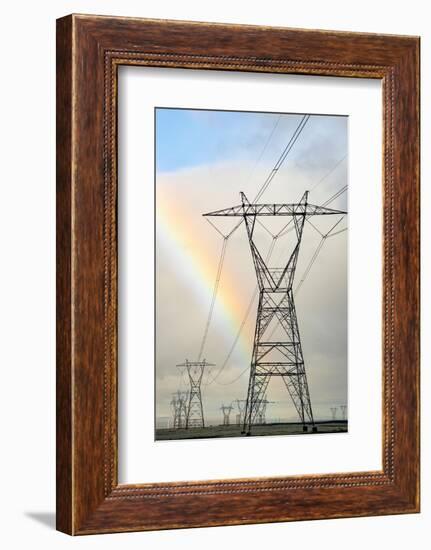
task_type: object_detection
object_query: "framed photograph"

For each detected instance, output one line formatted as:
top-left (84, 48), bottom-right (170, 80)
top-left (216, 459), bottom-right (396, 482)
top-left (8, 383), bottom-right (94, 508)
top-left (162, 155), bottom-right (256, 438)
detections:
top-left (56, 14), bottom-right (420, 534)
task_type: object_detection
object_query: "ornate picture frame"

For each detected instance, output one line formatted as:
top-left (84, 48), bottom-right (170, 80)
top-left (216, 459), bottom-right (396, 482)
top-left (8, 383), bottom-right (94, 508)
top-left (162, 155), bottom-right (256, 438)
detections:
top-left (56, 14), bottom-right (420, 534)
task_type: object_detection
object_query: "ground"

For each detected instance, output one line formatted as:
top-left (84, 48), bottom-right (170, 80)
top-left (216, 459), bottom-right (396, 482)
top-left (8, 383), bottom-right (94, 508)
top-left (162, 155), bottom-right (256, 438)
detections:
top-left (155, 420), bottom-right (348, 440)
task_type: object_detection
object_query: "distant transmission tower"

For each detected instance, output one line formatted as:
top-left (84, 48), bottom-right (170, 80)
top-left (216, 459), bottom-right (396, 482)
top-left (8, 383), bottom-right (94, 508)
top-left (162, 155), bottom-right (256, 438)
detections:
top-left (177, 360), bottom-right (214, 428)
top-left (257, 400), bottom-right (267, 425)
top-left (256, 396), bottom-right (274, 424)
top-left (171, 391), bottom-right (189, 429)
top-left (220, 404), bottom-right (234, 426)
top-left (235, 399), bottom-right (246, 426)
top-left (330, 407), bottom-right (338, 420)
top-left (340, 404), bottom-right (347, 420)
top-left (170, 395), bottom-right (180, 429)
top-left (204, 191), bottom-right (346, 435)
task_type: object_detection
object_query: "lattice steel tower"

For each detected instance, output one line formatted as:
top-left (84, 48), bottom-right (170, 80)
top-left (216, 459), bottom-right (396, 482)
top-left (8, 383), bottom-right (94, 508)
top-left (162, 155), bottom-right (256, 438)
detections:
top-left (171, 391), bottom-right (189, 429)
top-left (204, 191), bottom-right (346, 435)
top-left (220, 404), bottom-right (234, 426)
top-left (256, 396), bottom-right (274, 425)
top-left (340, 404), bottom-right (347, 420)
top-left (235, 399), bottom-right (246, 426)
top-left (177, 360), bottom-right (214, 428)
top-left (170, 394), bottom-right (181, 429)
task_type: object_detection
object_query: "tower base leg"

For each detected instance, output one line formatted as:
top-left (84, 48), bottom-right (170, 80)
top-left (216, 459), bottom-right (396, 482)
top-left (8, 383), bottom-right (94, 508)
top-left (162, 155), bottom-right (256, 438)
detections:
top-left (303, 425), bottom-right (308, 432)
top-left (312, 426), bottom-right (318, 433)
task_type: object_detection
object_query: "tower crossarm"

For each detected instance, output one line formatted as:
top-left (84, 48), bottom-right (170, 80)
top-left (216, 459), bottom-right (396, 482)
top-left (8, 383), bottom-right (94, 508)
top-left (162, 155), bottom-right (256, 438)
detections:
top-left (176, 361), bottom-right (216, 368)
top-left (203, 202), bottom-right (346, 217)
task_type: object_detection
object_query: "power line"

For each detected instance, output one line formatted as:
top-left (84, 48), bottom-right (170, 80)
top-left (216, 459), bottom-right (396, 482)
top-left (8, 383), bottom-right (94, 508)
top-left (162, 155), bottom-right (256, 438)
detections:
top-left (276, 163), bottom-right (347, 240)
top-left (221, 114), bottom-right (311, 241)
top-left (294, 214), bottom-right (347, 295)
top-left (201, 116), bottom-right (311, 375)
top-left (203, 214), bottom-right (348, 386)
top-left (325, 214), bottom-right (345, 236)
top-left (212, 365), bottom-right (250, 385)
top-left (295, 239), bottom-right (325, 295)
top-left (327, 227), bottom-right (348, 239)
top-left (204, 237), bottom-right (277, 386)
top-left (178, 367), bottom-right (187, 390)
top-left (253, 115), bottom-right (310, 203)
top-left (231, 114), bottom-right (312, 243)
top-left (203, 192), bottom-right (347, 434)
top-left (306, 217), bottom-right (325, 237)
top-left (196, 117), bottom-right (286, 362)
top-left (205, 217), bottom-right (227, 239)
top-left (198, 115), bottom-right (348, 387)
top-left (197, 237), bottom-right (228, 362)
top-left (205, 189), bottom-right (348, 384)
top-left (310, 154), bottom-right (347, 192)
top-left (242, 115), bottom-right (282, 188)
top-left (276, 184), bottom-right (347, 239)
top-left (256, 218), bottom-right (276, 238)
top-left (322, 185), bottom-right (347, 207)
top-left (267, 212), bottom-right (347, 341)
top-left (295, 216), bottom-right (347, 295)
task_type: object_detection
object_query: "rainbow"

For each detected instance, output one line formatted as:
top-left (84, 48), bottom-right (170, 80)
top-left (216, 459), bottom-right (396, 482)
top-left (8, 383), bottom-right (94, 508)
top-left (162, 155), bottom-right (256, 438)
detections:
top-left (156, 184), bottom-right (253, 366)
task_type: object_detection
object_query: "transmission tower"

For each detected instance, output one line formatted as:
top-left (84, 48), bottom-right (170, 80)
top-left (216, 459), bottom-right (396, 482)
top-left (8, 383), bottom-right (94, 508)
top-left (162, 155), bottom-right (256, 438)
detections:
top-left (177, 360), bottom-right (214, 428)
top-left (180, 391), bottom-right (189, 426)
top-left (235, 399), bottom-right (246, 426)
top-left (170, 395), bottom-right (179, 429)
top-left (171, 391), bottom-right (189, 429)
top-left (220, 404), bottom-right (234, 426)
top-left (256, 396), bottom-right (275, 424)
top-left (330, 407), bottom-right (338, 420)
top-left (204, 191), bottom-right (346, 435)
top-left (340, 404), bottom-right (347, 420)
top-left (256, 399), bottom-right (267, 425)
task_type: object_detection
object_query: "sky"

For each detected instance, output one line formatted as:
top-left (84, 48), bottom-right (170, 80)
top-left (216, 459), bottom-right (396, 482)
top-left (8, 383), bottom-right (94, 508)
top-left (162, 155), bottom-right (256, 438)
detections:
top-left (155, 107), bottom-right (348, 427)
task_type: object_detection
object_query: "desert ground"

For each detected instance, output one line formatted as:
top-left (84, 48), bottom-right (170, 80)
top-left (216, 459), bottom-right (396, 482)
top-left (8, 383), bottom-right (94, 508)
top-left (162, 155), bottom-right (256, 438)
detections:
top-left (155, 420), bottom-right (348, 441)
